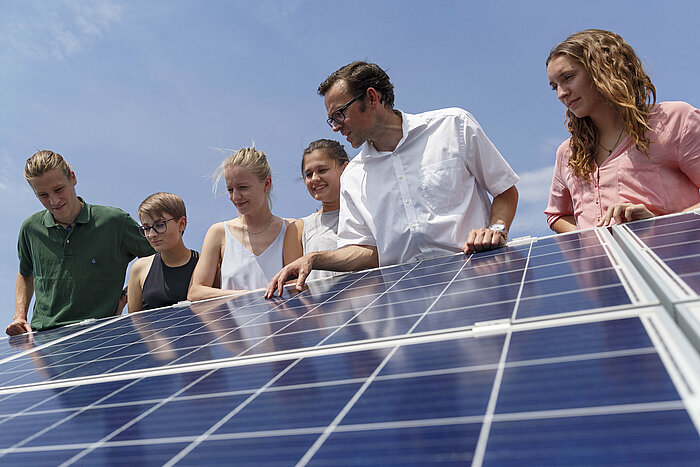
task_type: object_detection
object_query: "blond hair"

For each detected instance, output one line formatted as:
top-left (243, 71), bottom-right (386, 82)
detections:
top-left (212, 146), bottom-right (273, 199)
top-left (138, 192), bottom-right (187, 222)
top-left (24, 150), bottom-right (72, 181)
top-left (547, 29), bottom-right (656, 179)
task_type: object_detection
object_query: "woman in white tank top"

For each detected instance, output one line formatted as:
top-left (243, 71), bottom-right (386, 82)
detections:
top-left (188, 146), bottom-right (292, 301)
top-left (283, 139), bottom-right (349, 282)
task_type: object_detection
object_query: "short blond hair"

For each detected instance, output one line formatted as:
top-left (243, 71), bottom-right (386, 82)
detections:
top-left (138, 192), bottom-right (187, 220)
top-left (24, 150), bottom-right (72, 181)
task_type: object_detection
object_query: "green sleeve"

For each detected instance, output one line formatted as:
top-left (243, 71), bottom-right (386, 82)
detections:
top-left (122, 213), bottom-right (155, 258)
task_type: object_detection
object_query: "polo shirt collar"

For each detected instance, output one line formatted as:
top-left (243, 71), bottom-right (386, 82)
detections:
top-left (362, 110), bottom-right (428, 158)
top-left (41, 197), bottom-right (90, 228)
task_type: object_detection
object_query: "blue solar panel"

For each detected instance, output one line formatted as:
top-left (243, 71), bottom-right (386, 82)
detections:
top-left (0, 317), bottom-right (696, 465)
top-left (0, 226), bottom-right (698, 464)
top-left (619, 212), bottom-right (700, 296)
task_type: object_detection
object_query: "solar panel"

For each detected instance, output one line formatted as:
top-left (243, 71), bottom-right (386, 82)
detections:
top-left (0, 223), bottom-right (698, 465)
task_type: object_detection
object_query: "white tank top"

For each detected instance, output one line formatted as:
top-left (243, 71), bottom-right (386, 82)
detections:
top-left (301, 210), bottom-right (343, 282)
top-left (220, 220), bottom-right (286, 291)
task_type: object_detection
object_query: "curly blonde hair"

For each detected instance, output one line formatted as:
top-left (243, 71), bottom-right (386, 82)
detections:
top-left (547, 29), bottom-right (656, 179)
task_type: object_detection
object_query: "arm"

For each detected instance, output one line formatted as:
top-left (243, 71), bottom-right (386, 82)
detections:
top-left (127, 257), bottom-right (151, 313)
top-left (283, 219), bottom-right (305, 265)
top-left (6, 273), bottom-right (33, 335)
top-left (188, 223), bottom-right (247, 301)
top-left (552, 216), bottom-right (578, 233)
top-left (462, 185), bottom-right (518, 253)
top-left (265, 244), bottom-right (378, 298)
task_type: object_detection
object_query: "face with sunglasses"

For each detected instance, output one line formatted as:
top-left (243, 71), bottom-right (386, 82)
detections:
top-left (138, 213), bottom-right (186, 252)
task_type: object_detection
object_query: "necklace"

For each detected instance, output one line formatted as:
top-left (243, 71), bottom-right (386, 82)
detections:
top-left (243, 215), bottom-right (274, 235)
top-left (599, 127), bottom-right (625, 155)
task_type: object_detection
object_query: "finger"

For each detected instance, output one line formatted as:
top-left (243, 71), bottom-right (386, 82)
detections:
top-left (295, 269), bottom-right (310, 292)
top-left (612, 205), bottom-right (627, 225)
top-left (265, 274), bottom-right (280, 298)
top-left (277, 269), bottom-right (291, 297)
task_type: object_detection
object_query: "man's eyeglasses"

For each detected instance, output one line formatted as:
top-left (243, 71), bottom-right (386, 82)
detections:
top-left (139, 218), bottom-right (178, 237)
top-left (326, 92), bottom-right (365, 128)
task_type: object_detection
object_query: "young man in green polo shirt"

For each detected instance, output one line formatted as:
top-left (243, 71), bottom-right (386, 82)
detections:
top-left (5, 150), bottom-right (155, 335)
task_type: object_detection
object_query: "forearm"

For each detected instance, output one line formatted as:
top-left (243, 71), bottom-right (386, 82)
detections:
top-left (187, 283), bottom-right (247, 302)
top-left (14, 274), bottom-right (33, 321)
top-left (490, 186), bottom-right (518, 229)
top-left (683, 202), bottom-right (700, 212)
top-left (310, 245), bottom-right (379, 272)
top-left (552, 216), bottom-right (578, 233)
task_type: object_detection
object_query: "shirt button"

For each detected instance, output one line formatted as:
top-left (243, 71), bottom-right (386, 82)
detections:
top-left (66, 239), bottom-right (70, 244)
top-left (91, 259), bottom-right (96, 264)
top-left (405, 199), bottom-right (410, 204)
top-left (420, 243), bottom-right (426, 248)
top-left (398, 174), bottom-right (404, 179)
top-left (392, 152), bottom-right (397, 157)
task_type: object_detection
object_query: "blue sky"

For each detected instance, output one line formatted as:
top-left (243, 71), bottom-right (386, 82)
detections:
top-left (0, 0), bottom-right (698, 319)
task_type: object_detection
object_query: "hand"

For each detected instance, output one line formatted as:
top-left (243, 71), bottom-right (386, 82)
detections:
top-left (6, 318), bottom-right (32, 336)
top-left (265, 255), bottom-right (315, 298)
top-left (597, 203), bottom-right (654, 227)
top-left (462, 227), bottom-right (507, 254)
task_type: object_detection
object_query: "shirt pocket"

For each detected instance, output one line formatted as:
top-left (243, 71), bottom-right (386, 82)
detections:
top-left (420, 158), bottom-right (468, 212)
top-left (616, 154), bottom-right (666, 211)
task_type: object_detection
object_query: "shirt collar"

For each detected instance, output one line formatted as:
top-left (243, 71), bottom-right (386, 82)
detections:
top-left (42, 197), bottom-right (90, 228)
top-left (361, 110), bottom-right (428, 158)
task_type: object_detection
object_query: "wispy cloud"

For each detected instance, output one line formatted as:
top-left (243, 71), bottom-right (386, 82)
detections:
top-left (0, 0), bottom-right (122, 61)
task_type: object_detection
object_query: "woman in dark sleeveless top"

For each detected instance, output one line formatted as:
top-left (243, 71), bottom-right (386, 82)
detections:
top-left (127, 193), bottom-right (199, 312)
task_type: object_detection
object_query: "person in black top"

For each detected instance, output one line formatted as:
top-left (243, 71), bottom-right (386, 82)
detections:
top-left (127, 192), bottom-right (199, 312)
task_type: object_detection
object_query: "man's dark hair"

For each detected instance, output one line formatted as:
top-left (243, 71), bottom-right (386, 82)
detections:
top-left (318, 61), bottom-right (395, 108)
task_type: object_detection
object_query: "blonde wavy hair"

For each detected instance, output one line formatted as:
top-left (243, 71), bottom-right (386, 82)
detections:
top-left (547, 29), bottom-right (656, 179)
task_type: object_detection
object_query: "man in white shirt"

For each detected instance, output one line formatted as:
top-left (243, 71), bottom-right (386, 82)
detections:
top-left (266, 61), bottom-right (519, 297)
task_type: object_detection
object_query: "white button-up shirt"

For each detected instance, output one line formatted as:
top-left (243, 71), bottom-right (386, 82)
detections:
top-left (338, 108), bottom-right (519, 266)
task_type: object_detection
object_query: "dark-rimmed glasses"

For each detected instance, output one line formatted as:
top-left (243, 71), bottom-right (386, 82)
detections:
top-left (326, 92), bottom-right (365, 128)
top-left (139, 218), bottom-right (177, 237)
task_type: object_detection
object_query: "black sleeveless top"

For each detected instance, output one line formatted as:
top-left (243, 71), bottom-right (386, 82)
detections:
top-left (141, 250), bottom-right (199, 310)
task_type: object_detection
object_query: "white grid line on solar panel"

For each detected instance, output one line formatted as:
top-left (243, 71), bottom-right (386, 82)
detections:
top-left (0, 330), bottom-right (680, 462)
top-left (2, 399), bottom-right (689, 458)
top-left (0, 269), bottom-right (379, 388)
top-left (0, 346), bottom-right (662, 423)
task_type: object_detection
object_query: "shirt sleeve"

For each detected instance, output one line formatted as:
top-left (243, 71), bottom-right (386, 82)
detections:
top-left (337, 172), bottom-right (377, 249)
top-left (544, 142), bottom-right (574, 228)
top-left (17, 221), bottom-right (33, 277)
top-left (678, 104), bottom-right (700, 187)
top-left (121, 212), bottom-right (156, 259)
top-left (461, 112), bottom-right (520, 197)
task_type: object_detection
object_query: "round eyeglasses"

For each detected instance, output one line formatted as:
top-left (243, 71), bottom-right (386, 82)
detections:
top-left (139, 218), bottom-right (177, 237)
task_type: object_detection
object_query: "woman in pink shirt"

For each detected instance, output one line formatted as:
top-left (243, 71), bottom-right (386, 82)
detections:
top-left (545, 29), bottom-right (700, 232)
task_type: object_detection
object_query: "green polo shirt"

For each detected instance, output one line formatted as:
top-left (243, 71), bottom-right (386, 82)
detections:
top-left (17, 199), bottom-right (155, 331)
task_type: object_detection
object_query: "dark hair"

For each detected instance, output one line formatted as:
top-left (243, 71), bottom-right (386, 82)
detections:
top-left (301, 139), bottom-right (349, 176)
top-left (318, 61), bottom-right (395, 108)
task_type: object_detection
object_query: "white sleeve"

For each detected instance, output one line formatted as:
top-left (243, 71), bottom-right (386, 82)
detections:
top-left (337, 172), bottom-right (377, 249)
top-left (461, 112), bottom-right (520, 197)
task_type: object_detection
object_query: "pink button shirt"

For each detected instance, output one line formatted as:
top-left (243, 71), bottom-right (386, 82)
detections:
top-left (545, 101), bottom-right (700, 229)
